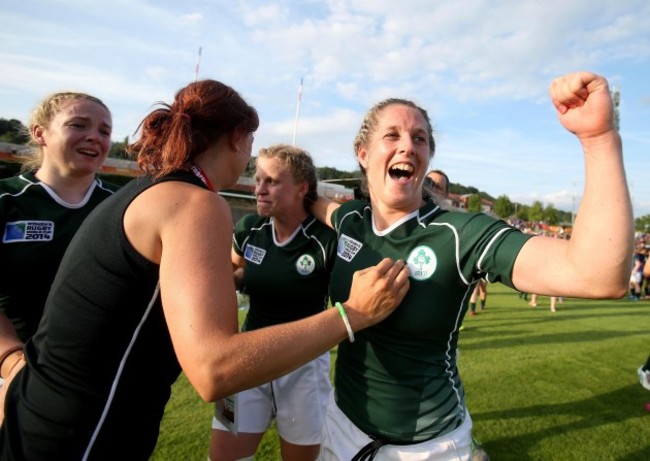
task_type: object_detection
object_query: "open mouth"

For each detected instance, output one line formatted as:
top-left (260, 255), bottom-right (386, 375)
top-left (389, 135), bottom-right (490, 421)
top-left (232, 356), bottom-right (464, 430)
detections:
top-left (78, 149), bottom-right (99, 158)
top-left (388, 163), bottom-right (414, 181)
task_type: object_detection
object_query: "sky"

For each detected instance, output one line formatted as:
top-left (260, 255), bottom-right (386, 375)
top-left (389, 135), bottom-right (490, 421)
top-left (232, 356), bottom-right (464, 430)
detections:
top-left (2, 0), bottom-right (649, 218)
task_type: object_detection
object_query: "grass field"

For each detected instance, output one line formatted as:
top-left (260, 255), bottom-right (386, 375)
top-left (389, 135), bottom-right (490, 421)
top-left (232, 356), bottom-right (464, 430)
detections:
top-left (151, 284), bottom-right (650, 460)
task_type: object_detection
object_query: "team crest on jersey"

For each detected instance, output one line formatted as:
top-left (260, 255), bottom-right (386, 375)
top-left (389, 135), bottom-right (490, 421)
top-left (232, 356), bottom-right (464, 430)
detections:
top-left (3, 220), bottom-right (54, 243)
top-left (296, 254), bottom-right (316, 275)
top-left (407, 245), bottom-right (437, 281)
top-left (243, 244), bottom-right (266, 265)
top-left (337, 234), bottom-right (363, 262)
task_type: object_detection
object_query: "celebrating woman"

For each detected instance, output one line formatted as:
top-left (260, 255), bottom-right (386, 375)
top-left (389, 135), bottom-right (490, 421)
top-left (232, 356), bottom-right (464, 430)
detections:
top-left (313, 71), bottom-right (632, 460)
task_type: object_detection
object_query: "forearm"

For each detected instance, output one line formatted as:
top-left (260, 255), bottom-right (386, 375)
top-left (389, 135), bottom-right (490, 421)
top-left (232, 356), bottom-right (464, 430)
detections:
top-left (191, 307), bottom-right (348, 401)
top-left (177, 258), bottom-right (408, 401)
top-left (0, 314), bottom-right (22, 352)
top-left (0, 314), bottom-right (24, 379)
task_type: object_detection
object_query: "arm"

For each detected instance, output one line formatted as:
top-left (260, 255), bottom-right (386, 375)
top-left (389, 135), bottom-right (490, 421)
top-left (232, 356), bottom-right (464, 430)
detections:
top-left (512, 72), bottom-right (633, 298)
top-left (137, 183), bottom-right (408, 401)
top-left (231, 248), bottom-right (245, 291)
top-left (0, 314), bottom-right (26, 422)
top-left (0, 314), bottom-right (23, 379)
top-left (311, 195), bottom-right (341, 229)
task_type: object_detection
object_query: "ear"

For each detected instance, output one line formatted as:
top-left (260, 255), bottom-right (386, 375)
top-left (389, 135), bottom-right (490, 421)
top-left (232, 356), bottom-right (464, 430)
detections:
top-left (357, 146), bottom-right (369, 170)
top-left (32, 125), bottom-right (47, 146)
top-left (229, 128), bottom-right (248, 153)
top-left (227, 130), bottom-right (239, 151)
top-left (296, 181), bottom-right (308, 199)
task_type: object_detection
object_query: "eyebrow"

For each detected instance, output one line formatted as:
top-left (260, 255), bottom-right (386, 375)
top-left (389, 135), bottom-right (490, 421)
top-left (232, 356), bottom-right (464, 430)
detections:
top-left (381, 124), bottom-right (428, 134)
top-left (68, 115), bottom-right (112, 129)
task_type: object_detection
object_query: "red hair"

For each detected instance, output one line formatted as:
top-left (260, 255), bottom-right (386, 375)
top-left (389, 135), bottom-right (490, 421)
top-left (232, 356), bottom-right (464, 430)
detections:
top-left (129, 80), bottom-right (259, 179)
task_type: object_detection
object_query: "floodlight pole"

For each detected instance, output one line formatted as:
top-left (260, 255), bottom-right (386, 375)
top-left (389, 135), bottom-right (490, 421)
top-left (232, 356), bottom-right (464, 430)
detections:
top-left (292, 77), bottom-right (303, 146)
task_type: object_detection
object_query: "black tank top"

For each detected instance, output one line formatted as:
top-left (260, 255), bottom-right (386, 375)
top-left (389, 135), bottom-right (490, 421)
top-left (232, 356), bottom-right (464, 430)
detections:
top-left (1, 171), bottom-right (207, 460)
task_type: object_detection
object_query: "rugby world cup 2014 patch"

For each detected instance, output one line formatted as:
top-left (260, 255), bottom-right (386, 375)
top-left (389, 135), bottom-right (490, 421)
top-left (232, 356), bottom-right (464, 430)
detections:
top-left (337, 234), bottom-right (363, 262)
top-left (3, 221), bottom-right (54, 243)
top-left (243, 244), bottom-right (266, 265)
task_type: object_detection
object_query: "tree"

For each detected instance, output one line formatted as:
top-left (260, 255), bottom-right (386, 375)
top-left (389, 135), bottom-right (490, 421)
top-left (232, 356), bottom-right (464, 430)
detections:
top-left (450, 183), bottom-right (495, 202)
top-left (108, 137), bottom-right (130, 159)
top-left (494, 195), bottom-right (514, 218)
top-left (467, 194), bottom-right (482, 212)
top-left (543, 204), bottom-right (559, 225)
top-left (0, 118), bottom-right (29, 144)
top-left (317, 166), bottom-right (360, 181)
top-left (243, 156), bottom-right (256, 177)
top-left (516, 204), bottom-right (529, 221)
top-left (528, 201), bottom-right (544, 222)
top-left (635, 214), bottom-right (650, 233)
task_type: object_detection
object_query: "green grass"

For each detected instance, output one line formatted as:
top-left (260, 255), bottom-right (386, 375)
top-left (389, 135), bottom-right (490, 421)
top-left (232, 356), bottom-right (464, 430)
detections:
top-left (151, 285), bottom-right (650, 460)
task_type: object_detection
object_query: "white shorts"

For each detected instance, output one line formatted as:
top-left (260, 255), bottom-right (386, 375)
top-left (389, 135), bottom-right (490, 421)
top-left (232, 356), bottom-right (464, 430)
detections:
top-left (319, 393), bottom-right (473, 461)
top-left (631, 272), bottom-right (642, 284)
top-left (212, 352), bottom-right (332, 445)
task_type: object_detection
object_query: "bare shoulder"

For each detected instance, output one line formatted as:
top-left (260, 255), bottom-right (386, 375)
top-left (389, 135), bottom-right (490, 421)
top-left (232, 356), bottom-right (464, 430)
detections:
top-left (125, 182), bottom-right (232, 263)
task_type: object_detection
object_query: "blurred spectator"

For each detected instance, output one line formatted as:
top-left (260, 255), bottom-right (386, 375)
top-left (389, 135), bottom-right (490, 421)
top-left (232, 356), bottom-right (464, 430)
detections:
top-left (629, 243), bottom-right (647, 301)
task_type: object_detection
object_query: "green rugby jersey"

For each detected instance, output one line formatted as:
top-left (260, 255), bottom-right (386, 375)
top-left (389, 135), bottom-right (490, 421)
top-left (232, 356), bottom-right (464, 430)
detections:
top-left (0, 171), bottom-right (118, 341)
top-left (233, 214), bottom-right (337, 331)
top-left (329, 199), bottom-right (532, 443)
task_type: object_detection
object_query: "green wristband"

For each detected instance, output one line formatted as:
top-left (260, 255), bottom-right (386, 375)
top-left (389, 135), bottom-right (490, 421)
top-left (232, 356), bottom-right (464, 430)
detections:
top-left (334, 302), bottom-right (355, 343)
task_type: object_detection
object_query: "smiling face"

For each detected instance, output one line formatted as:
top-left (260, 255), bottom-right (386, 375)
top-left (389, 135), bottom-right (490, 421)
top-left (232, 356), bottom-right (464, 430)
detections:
top-left (357, 103), bottom-right (432, 216)
top-left (34, 98), bottom-right (112, 178)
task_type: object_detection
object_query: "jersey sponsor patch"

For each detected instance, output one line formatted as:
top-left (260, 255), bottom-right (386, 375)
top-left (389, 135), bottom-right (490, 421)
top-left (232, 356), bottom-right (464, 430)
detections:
top-left (296, 254), bottom-right (316, 275)
top-left (3, 220), bottom-right (55, 243)
top-left (243, 244), bottom-right (266, 265)
top-left (407, 245), bottom-right (437, 280)
top-left (337, 234), bottom-right (363, 262)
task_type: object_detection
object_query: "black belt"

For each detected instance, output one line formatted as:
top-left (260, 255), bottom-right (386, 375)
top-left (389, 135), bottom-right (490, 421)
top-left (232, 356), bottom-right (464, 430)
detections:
top-left (349, 420), bottom-right (463, 461)
top-left (351, 437), bottom-right (389, 461)
top-left (351, 435), bottom-right (418, 461)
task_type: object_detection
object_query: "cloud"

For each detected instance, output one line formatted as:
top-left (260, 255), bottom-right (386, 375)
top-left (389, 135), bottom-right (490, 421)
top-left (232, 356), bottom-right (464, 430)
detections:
top-left (1, 0), bottom-right (649, 217)
top-left (509, 190), bottom-right (579, 212)
top-left (241, 0), bottom-right (650, 108)
top-left (179, 12), bottom-right (203, 26)
top-left (252, 108), bottom-right (362, 170)
top-left (144, 67), bottom-right (169, 79)
top-left (241, 3), bottom-right (286, 26)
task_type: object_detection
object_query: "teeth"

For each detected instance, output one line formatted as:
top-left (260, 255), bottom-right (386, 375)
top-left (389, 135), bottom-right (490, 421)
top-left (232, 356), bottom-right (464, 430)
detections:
top-left (390, 164), bottom-right (414, 173)
top-left (388, 163), bottom-right (415, 180)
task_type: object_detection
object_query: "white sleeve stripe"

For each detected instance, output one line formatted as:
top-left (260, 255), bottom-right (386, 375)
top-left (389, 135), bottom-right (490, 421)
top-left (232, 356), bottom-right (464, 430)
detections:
top-left (476, 227), bottom-right (511, 273)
